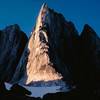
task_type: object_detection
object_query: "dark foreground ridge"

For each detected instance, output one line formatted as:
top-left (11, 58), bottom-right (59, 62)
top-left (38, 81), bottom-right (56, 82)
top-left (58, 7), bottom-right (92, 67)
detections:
top-left (0, 82), bottom-right (98, 100)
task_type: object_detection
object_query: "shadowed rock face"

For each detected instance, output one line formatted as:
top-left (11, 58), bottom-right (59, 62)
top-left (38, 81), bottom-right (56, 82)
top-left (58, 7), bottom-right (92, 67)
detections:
top-left (11, 4), bottom-right (79, 85)
top-left (78, 24), bottom-right (100, 93)
top-left (9, 84), bottom-right (31, 95)
top-left (81, 24), bottom-right (100, 72)
top-left (0, 24), bottom-right (28, 82)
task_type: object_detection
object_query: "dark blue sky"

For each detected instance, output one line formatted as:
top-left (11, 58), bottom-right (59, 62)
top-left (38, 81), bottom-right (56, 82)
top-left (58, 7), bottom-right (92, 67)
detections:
top-left (0, 0), bottom-right (100, 36)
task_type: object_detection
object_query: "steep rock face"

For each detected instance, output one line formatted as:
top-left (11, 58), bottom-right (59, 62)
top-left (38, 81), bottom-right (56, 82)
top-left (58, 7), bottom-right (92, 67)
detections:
top-left (80, 24), bottom-right (99, 70)
top-left (11, 4), bottom-right (79, 85)
top-left (78, 24), bottom-right (100, 92)
top-left (0, 24), bottom-right (28, 82)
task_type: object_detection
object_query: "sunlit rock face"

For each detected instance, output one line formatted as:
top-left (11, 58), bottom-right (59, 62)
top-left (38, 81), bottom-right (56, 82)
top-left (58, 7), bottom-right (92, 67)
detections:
top-left (0, 24), bottom-right (28, 82)
top-left (11, 3), bottom-right (79, 86)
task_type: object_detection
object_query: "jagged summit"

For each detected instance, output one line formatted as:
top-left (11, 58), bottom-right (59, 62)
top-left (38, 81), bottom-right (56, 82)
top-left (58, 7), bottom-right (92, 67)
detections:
top-left (41, 3), bottom-right (48, 9)
top-left (10, 3), bottom-right (79, 86)
top-left (81, 24), bottom-right (98, 38)
top-left (34, 3), bottom-right (49, 33)
top-left (83, 24), bottom-right (95, 32)
top-left (3, 24), bottom-right (20, 33)
top-left (11, 4), bottom-right (71, 86)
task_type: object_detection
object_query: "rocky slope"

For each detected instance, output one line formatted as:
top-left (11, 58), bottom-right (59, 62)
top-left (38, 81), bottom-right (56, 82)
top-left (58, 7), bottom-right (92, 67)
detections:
top-left (0, 24), bottom-right (28, 82)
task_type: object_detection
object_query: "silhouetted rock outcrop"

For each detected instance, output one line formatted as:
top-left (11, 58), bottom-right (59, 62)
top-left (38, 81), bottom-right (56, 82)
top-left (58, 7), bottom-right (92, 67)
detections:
top-left (0, 82), bottom-right (41, 100)
top-left (0, 82), bottom-right (8, 96)
top-left (43, 90), bottom-right (79, 100)
top-left (9, 84), bottom-right (31, 96)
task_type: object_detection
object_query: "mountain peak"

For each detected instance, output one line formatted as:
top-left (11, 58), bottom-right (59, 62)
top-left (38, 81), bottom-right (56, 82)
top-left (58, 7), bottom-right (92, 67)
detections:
top-left (81, 24), bottom-right (98, 39)
top-left (83, 24), bottom-right (95, 33)
top-left (34, 3), bottom-right (49, 33)
top-left (3, 24), bottom-right (20, 33)
top-left (11, 4), bottom-right (76, 85)
top-left (41, 3), bottom-right (48, 9)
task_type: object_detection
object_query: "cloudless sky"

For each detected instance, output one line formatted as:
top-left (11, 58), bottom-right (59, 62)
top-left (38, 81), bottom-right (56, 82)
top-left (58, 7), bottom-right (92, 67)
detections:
top-left (0, 0), bottom-right (100, 36)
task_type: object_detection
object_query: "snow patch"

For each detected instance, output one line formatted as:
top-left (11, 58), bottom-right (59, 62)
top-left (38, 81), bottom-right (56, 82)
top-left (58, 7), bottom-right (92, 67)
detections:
top-left (23, 86), bottom-right (70, 98)
top-left (5, 82), bottom-right (12, 90)
top-left (4, 82), bottom-right (71, 98)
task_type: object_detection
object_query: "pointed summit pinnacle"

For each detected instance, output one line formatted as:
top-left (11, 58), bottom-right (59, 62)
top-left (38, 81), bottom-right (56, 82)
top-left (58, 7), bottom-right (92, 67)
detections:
top-left (41, 3), bottom-right (48, 9)
top-left (35, 3), bottom-right (49, 32)
top-left (40, 3), bottom-right (48, 13)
